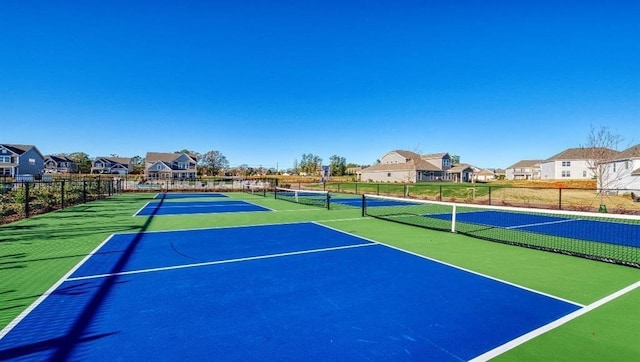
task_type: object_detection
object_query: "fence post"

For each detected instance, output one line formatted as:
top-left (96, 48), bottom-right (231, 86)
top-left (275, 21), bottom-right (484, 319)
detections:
top-left (61, 180), bottom-right (65, 209)
top-left (376, 184), bottom-right (380, 195)
top-left (24, 182), bottom-right (30, 218)
top-left (83, 180), bottom-right (87, 203)
top-left (439, 185), bottom-right (443, 201)
top-left (558, 188), bottom-right (562, 210)
top-left (488, 186), bottom-right (492, 205)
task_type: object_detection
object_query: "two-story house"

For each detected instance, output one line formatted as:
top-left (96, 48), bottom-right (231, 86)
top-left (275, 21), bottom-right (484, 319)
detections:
top-left (0, 144), bottom-right (45, 178)
top-left (44, 155), bottom-right (79, 174)
top-left (540, 147), bottom-right (618, 180)
top-left (359, 150), bottom-right (452, 183)
top-left (91, 156), bottom-right (133, 175)
top-left (505, 160), bottom-right (542, 180)
top-left (145, 152), bottom-right (198, 180)
top-left (598, 144), bottom-right (640, 190)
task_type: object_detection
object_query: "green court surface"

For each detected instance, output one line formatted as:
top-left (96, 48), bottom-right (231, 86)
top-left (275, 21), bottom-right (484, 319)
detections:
top-left (1, 192), bottom-right (640, 360)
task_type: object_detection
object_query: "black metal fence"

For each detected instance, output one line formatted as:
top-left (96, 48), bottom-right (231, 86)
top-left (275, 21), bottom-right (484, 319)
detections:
top-left (1, 179), bottom-right (123, 224)
top-left (315, 182), bottom-right (640, 214)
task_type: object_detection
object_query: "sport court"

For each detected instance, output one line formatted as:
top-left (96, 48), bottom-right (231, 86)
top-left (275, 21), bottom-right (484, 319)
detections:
top-left (1, 191), bottom-right (640, 361)
top-left (0, 222), bottom-right (580, 361)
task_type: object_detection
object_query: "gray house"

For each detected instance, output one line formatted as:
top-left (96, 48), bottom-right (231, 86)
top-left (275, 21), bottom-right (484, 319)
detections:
top-left (359, 150), bottom-right (452, 183)
top-left (145, 152), bottom-right (198, 180)
top-left (91, 157), bottom-right (133, 174)
top-left (0, 144), bottom-right (45, 178)
top-left (44, 155), bottom-right (79, 174)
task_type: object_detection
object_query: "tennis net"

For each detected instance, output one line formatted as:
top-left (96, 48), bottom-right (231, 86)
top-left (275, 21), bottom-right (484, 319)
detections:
top-left (362, 194), bottom-right (640, 268)
top-left (274, 187), bottom-right (330, 209)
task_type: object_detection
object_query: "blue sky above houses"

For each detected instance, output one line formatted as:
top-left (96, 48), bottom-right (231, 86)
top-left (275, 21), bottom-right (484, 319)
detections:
top-left (2, 1), bottom-right (638, 169)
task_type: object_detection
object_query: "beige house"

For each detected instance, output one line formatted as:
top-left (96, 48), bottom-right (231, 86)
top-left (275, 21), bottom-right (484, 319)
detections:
top-left (505, 160), bottom-right (542, 180)
top-left (359, 150), bottom-right (452, 183)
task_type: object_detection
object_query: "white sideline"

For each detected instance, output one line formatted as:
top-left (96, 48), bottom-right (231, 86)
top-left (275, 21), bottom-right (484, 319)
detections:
top-left (469, 280), bottom-right (640, 361)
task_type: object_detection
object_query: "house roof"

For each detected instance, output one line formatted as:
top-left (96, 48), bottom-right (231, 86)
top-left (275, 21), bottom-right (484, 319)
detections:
top-left (46, 155), bottom-right (75, 162)
top-left (94, 156), bottom-right (132, 164)
top-left (447, 164), bottom-right (475, 173)
top-left (146, 152), bottom-right (197, 163)
top-left (544, 147), bottom-right (618, 162)
top-left (421, 153), bottom-right (448, 159)
top-left (615, 144), bottom-right (640, 160)
top-left (476, 169), bottom-right (496, 176)
top-left (1, 144), bottom-right (36, 155)
top-left (506, 160), bottom-right (543, 169)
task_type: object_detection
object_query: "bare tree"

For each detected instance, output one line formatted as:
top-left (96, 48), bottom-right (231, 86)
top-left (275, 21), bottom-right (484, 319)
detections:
top-left (582, 125), bottom-right (624, 192)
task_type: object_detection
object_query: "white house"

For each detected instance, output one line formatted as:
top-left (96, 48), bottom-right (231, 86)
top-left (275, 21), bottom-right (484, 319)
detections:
top-left (540, 147), bottom-right (618, 180)
top-left (598, 144), bottom-right (640, 191)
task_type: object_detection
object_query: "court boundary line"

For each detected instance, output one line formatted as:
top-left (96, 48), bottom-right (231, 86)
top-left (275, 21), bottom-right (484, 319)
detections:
top-left (66, 243), bottom-right (376, 282)
top-left (469, 280), bottom-right (640, 361)
top-left (505, 218), bottom-right (578, 230)
top-left (133, 200), bottom-right (273, 217)
top-left (313, 222), bottom-right (585, 307)
top-left (0, 235), bottom-right (117, 340)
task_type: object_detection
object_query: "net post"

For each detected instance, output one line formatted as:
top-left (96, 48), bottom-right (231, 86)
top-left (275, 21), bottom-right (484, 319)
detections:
top-left (450, 204), bottom-right (457, 233)
top-left (361, 194), bottom-right (366, 217)
top-left (326, 193), bottom-right (330, 210)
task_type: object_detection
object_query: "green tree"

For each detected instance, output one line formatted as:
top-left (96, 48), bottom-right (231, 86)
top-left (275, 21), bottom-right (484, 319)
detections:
top-left (329, 155), bottom-right (347, 176)
top-left (299, 153), bottom-right (322, 175)
top-left (67, 152), bottom-right (92, 173)
top-left (130, 155), bottom-right (145, 174)
top-left (201, 150), bottom-right (229, 176)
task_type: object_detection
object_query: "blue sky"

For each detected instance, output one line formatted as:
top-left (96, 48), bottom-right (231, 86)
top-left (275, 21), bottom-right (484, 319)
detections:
top-left (1, 1), bottom-right (638, 170)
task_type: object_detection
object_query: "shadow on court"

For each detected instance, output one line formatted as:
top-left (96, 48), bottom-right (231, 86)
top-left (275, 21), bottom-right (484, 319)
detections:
top-left (0, 194), bottom-right (166, 360)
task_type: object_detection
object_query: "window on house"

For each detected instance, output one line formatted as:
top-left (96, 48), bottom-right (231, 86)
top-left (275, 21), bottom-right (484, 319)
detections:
top-left (29, 158), bottom-right (36, 165)
top-left (613, 164), bottom-right (617, 172)
top-left (387, 173), bottom-right (391, 177)
top-left (562, 170), bottom-right (571, 177)
top-left (1, 168), bottom-right (10, 175)
top-left (583, 171), bottom-right (587, 177)
top-left (0, 156), bottom-right (11, 163)
top-left (443, 158), bottom-right (450, 166)
top-left (562, 161), bottom-right (571, 167)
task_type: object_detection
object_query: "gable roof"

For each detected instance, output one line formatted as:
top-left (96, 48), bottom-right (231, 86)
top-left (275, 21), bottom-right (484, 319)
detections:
top-left (146, 152), bottom-right (197, 163)
top-left (615, 144), bottom-right (640, 160)
top-left (506, 160), bottom-right (543, 169)
top-left (544, 147), bottom-right (619, 162)
top-left (1, 144), bottom-right (43, 158)
top-left (447, 164), bottom-right (475, 173)
top-left (45, 155), bottom-right (75, 163)
top-left (94, 156), bottom-right (132, 165)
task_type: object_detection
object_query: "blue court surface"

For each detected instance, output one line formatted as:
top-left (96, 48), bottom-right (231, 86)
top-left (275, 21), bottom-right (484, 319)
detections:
top-left (135, 200), bottom-right (271, 216)
top-left (0, 222), bottom-right (582, 361)
top-left (428, 210), bottom-right (640, 247)
top-left (154, 192), bottom-right (228, 199)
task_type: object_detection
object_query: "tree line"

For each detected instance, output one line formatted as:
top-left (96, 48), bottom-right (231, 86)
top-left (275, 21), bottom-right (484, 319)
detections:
top-left (55, 150), bottom-right (361, 177)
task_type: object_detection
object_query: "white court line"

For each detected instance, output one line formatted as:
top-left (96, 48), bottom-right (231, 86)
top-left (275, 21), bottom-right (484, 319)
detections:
top-left (0, 235), bottom-right (117, 340)
top-left (506, 218), bottom-right (579, 230)
top-left (469, 281), bottom-right (640, 362)
top-left (132, 201), bottom-right (152, 217)
top-left (66, 243), bottom-right (376, 282)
